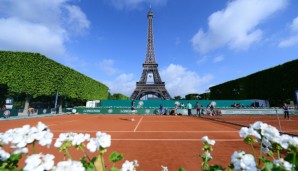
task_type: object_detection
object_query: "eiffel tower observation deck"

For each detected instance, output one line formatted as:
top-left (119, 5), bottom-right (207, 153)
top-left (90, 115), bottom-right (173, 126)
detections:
top-left (130, 7), bottom-right (171, 100)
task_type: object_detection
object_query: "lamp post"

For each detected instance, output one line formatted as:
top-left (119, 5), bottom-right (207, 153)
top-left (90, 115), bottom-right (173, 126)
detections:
top-left (54, 88), bottom-right (59, 114)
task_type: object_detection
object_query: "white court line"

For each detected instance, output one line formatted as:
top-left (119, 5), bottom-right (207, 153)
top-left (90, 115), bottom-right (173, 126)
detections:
top-left (47, 115), bottom-right (99, 126)
top-left (111, 138), bottom-right (243, 142)
top-left (50, 137), bottom-right (243, 141)
top-left (142, 121), bottom-right (209, 123)
top-left (50, 130), bottom-right (239, 133)
top-left (134, 116), bottom-right (143, 132)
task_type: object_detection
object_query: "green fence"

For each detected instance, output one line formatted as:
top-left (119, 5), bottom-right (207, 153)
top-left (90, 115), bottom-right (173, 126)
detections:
top-left (74, 107), bottom-right (298, 115)
top-left (101, 100), bottom-right (256, 108)
top-left (0, 109), bottom-right (19, 118)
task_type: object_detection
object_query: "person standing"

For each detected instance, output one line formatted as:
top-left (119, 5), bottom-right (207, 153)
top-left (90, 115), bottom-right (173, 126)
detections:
top-left (174, 104), bottom-right (178, 116)
top-left (131, 100), bottom-right (135, 121)
top-left (159, 104), bottom-right (163, 115)
top-left (187, 102), bottom-right (192, 116)
top-left (283, 103), bottom-right (289, 120)
top-left (195, 102), bottom-right (201, 116)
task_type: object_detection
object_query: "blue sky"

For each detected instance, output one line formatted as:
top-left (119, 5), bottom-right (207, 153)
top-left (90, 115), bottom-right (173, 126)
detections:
top-left (1, 0), bottom-right (298, 98)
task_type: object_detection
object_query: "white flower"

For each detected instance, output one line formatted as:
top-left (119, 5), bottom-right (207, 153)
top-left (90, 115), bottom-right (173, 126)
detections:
top-left (290, 136), bottom-right (298, 146)
top-left (13, 147), bottom-right (28, 154)
top-left (1, 130), bottom-right (13, 145)
top-left (87, 138), bottom-right (98, 152)
top-left (87, 132), bottom-right (111, 153)
top-left (239, 127), bottom-right (249, 138)
top-left (37, 122), bottom-right (48, 131)
top-left (4, 122), bottom-right (53, 151)
top-left (231, 151), bottom-right (257, 171)
top-left (201, 136), bottom-right (216, 145)
top-left (54, 160), bottom-right (85, 171)
top-left (273, 158), bottom-right (293, 171)
top-left (97, 132), bottom-right (111, 148)
top-left (239, 127), bottom-right (261, 139)
top-left (262, 138), bottom-right (272, 148)
top-left (54, 140), bottom-right (63, 148)
top-left (261, 146), bottom-right (270, 154)
top-left (279, 134), bottom-right (292, 149)
top-left (204, 151), bottom-right (212, 160)
top-left (133, 160), bottom-right (139, 167)
top-left (161, 165), bottom-right (168, 171)
top-left (0, 147), bottom-right (10, 161)
top-left (23, 153), bottom-right (55, 171)
top-left (55, 132), bottom-right (90, 149)
top-left (260, 124), bottom-right (280, 143)
top-left (42, 132), bottom-right (54, 147)
top-left (251, 121), bottom-right (264, 130)
top-left (121, 160), bottom-right (135, 171)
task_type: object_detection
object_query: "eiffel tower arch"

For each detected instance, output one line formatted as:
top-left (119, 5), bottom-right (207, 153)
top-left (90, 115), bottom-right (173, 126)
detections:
top-left (130, 8), bottom-right (171, 100)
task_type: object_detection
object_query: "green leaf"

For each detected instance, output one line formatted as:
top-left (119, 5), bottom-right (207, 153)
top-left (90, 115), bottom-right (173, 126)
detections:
top-left (209, 164), bottom-right (224, 171)
top-left (109, 167), bottom-right (120, 171)
top-left (9, 154), bottom-right (22, 161)
top-left (262, 162), bottom-right (273, 171)
top-left (178, 168), bottom-right (186, 171)
top-left (109, 151), bottom-right (124, 163)
top-left (284, 153), bottom-right (298, 168)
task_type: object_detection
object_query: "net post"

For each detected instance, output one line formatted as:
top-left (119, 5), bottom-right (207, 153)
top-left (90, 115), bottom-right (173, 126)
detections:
top-left (275, 108), bottom-right (282, 131)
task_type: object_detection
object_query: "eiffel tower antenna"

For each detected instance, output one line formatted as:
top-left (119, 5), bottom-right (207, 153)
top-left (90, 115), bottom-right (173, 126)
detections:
top-left (130, 7), bottom-right (171, 100)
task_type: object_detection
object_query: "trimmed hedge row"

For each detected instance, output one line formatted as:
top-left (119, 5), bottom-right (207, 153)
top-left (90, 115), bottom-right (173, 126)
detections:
top-left (0, 51), bottom-right (108, 106)
top-left (209, 59), bottom-right (298, 106)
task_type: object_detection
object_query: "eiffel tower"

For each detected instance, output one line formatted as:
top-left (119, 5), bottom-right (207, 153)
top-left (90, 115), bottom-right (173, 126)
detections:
top-left (130, 7), bottom-right (171, 100)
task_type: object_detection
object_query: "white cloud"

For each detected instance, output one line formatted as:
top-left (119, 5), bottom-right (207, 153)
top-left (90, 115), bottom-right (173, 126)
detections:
top-left (0, 18), bottom-right (65, 57)
top-left (65, 5), bottom-right (90, 35)
top-left (290, 16), bottom-right (298, 32)
top-left (0, 0), bottom-right (90, 58)
top-left (98, 59), bottom-right (117, 75)
top-left (104, 64), bottom-right (213, 98)
top-left (107, 0), bottom-right (167, 10)
top-left (213, 55), bottom-right (224, 63)
top-left (160, 64), bottom-right (213, 97)
top-left (279, 16), bottom-right (298, 47)
top-left (104, 73), bottom-right (136, 97)
top-left (191, 0), bottom-right (287, 53)
top-left (196, 56), bottom-right (208, 65)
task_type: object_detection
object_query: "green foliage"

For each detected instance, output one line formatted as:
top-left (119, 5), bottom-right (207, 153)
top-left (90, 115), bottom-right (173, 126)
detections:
top-left (109, 152), bottom-right (124, 163)
top-left (109, 93), bottom-right (130, 100)
top-left (0, 51), bottom-right (109, 106)
top-left (0, 153), bottom-right (22, 171)
top-left (209, 59), bottom-right (298, 106)
top-left (185, 93), bottom-right (200, 100)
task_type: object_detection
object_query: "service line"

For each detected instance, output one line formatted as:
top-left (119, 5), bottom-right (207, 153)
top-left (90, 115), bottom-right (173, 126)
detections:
top-left (134, 116), bottom-right (144, 132)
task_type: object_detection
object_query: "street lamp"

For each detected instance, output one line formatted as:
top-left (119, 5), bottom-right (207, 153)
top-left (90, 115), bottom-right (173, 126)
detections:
top-left (54, 87), bottom-right (59, 114)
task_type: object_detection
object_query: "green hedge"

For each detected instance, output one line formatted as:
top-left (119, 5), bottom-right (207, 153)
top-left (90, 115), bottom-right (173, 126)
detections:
top-left (0, 51), bottom-right (109, 106)
top-left (209, 59), bottom-right (298, 106)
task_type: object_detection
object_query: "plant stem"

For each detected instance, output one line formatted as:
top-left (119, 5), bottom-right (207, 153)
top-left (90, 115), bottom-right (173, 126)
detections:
top-left (32, 141), bottom-right (35, 154)
top-left (79, 146), bottom-right (97, 171)
top-left (80, 146), bottom-right (91, 162)
top-left (100, 152), bottom-right (105, 171)
top-left (277, 150), bottom-right (280, 159)
top-left (259, 140), bottom-right (263, 166)
top-left (65, 148), bottom-right (72, 160)
top-left (293, 152), bottom-right (296, 168)
top-left (249, 143), bottom-right (258, 167)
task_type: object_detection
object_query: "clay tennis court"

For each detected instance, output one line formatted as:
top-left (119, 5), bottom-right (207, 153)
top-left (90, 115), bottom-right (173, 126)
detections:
top-left (0, 114), bottom-right (297, 170)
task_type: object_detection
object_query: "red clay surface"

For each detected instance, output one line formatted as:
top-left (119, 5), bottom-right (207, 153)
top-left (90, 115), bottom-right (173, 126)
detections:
top-left (0, 114), bottom-right (297, 170)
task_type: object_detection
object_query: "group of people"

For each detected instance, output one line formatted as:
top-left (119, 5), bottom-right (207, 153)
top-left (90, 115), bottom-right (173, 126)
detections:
top-left (130, 101), bottom-right (291, 121)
